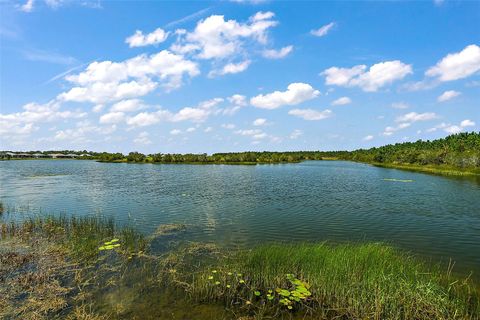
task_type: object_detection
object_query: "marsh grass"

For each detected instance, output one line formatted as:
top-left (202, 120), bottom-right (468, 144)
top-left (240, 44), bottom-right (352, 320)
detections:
top-left (189, 243), bottom-right (480, 319)
top-left (1, 214), bottom-right (479, 319)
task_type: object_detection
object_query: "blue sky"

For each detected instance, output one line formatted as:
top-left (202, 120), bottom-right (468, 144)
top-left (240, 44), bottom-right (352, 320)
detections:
top-left (1, 0), bottom-right (479, 153)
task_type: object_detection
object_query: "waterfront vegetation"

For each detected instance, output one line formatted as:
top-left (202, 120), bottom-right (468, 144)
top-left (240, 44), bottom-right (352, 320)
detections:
top-left (2, 132), bottom-right (479, 176)
top-left (1, 211), bottom-right (479, 319)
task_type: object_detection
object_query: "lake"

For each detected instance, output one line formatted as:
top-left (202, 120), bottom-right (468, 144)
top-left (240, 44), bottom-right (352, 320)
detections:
top-left (1, 159), bottom-right (479, 276)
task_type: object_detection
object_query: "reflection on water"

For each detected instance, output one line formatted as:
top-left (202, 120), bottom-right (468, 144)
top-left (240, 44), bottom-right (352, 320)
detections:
top-left (1, 159), bottom-right (479, 275)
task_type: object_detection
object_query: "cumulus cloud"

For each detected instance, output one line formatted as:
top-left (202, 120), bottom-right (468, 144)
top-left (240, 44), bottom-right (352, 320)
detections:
top-left (59, 50), bottom-right (199, 103)
top-left (460, 119), bottom-right (475, 127)
top-left (331, 96), bottom-right (351, 106)
top-left (262, 45), bottom-right (293, 59)
top-left (311, 22), bottom-right (336, 37)
top-left (322, 60), bottom-right (412, 92)
top-left (250, 83), bottom-right (320, 109)
top-left (126, 110), bottom-right (172, 127)
top-left (0, 100), bottom-right (86, 138)
top-left (99, 111), bottom-right (125, 124)
top-left (288, 108), bottom-right (332, 121)
top-left (123, 97), bottom-right (224, 128)
top-left (208, 60), bottom-right (251, 77)
top-left (125, 28), bottom-right (169, 47)
top-left (426, 44), bottom-right (480, 82)
top-left (253, 118), bottom-right (267, 126)
top-left (110, 99), bottom-right (146, 112)
top-left (437, 90), bottom-right (461, 102)
top-left (170, 129), bottom-right (182, 135)
top-left (171, 11), bottom-right (278, 60)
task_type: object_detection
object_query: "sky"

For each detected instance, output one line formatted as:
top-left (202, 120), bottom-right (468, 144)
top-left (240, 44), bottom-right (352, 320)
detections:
top-left (0, 0), bottom-right (479, 154)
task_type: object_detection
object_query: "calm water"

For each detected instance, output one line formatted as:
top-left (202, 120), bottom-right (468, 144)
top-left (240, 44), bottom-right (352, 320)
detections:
top-left (1, 160), bottom-right (479, 275)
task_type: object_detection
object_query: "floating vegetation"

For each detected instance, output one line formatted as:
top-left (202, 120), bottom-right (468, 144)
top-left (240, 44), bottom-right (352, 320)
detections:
top-left (383, 178), bottom-right (414, 183)
top-left (98, 238), bottom-right (121, 251)
top-left (151, 223), bottom-right (187, 237)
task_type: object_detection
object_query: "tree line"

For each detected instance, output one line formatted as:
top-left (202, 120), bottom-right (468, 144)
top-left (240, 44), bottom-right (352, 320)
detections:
top-left (2, 132), bottom-right (479, 169)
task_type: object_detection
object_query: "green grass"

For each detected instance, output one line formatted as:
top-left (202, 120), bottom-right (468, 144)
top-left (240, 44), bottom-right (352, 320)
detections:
top-left (371, 162), bottom-right (480, 177)
top-left (1, 214), bottom-right (147, 262)
top-left (190, 243), bottom-right (480, 319)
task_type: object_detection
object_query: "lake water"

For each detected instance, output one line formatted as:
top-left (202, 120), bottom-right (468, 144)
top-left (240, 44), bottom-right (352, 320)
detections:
top-left (1, 160), bottom-right (479, 276)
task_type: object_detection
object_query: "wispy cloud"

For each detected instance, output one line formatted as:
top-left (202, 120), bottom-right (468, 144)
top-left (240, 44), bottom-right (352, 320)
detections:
top-left (44, 63), bottom-right (88, 85)
top-left (165, 7), bottom-right (211, 29)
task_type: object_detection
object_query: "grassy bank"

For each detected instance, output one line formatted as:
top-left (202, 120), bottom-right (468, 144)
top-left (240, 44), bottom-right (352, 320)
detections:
top-left (1, 214), bottom-right (479, 319)
top-left (369, 162), bottom-right (480, 177)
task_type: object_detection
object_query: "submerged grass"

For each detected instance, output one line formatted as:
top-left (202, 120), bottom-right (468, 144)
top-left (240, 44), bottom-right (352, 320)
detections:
top-left (1, 214), bottom-right (479, 319)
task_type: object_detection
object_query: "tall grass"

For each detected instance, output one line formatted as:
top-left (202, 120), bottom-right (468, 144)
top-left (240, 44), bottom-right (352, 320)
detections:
top-left (1, 214), bottom-right (146, 262)
top-left (191, 243), bottom-right (480, 319)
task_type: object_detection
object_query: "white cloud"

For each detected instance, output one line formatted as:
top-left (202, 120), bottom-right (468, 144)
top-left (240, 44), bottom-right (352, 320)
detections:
top-left (228, 94), bottom-right (247, 106)
top-left (444, 125), bottom-right (463, 134)
top-left (250, 83), bottom-right (320, 109)
top-left (208, 60), bottom-right (251, 77)
top-left (262, 45), bottom-right (293, 59)
top-left (289, 129), bottom-right (303, 139)
top-left (110, 99), bottom-right (145, 112)
top-left (126, 110), bottom-right (172, 127)
top-left (99, 111), bottom-right (125, 124)
top-left (19, 0), bottom-right (35, 12)
top-left (288, 108), bottom-right (332, 121)
top-left (253, 118), bottom-right (267, 126)
top-left (0, 100), bottom-right (86, 137)
top-left (322, 60), bottom-right (412, 92)
top-left (426, 44), bottom-right (480, 81)
top-left (395, 112), bottom-right (438, 123)
top-left (123, 97), bottom-right (223, 128)
top-left (204, 126), bottom-right (213, 132)
top-left (170, 129), bottom-right (182, 135)
top-left (171, 11), bottom-right (278, 60)
top-left (363, 135), bottom-right (374, 141)
top-left (234, 128), bottom-right (267, 140)
top-left (428, 119), bottom-right (475, 134)
top-left (125, 28), bottom-right (169, 48)
top-left (311, 22), bottom-right (336, 37)
top-left (383, 123), bottom-right (411, 136)
top-left (60, 50), bottom-right (199, 103)
top-left (221, 94), bottom-right (247, 115)
top-left (437, 90), bottom-right (461, 102)
top-left (460, 119), bottom-right (475, 127)
top-left (58, 79), bottom-right (158, 104)
top-left (391, 102), bottom-right (409, 109)
top-left (331, 96), bottom-right (351, 106)
top-left (186, 127), bottom-right (196, 132)
top-left (133, 131), bottom-right (152, 145)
